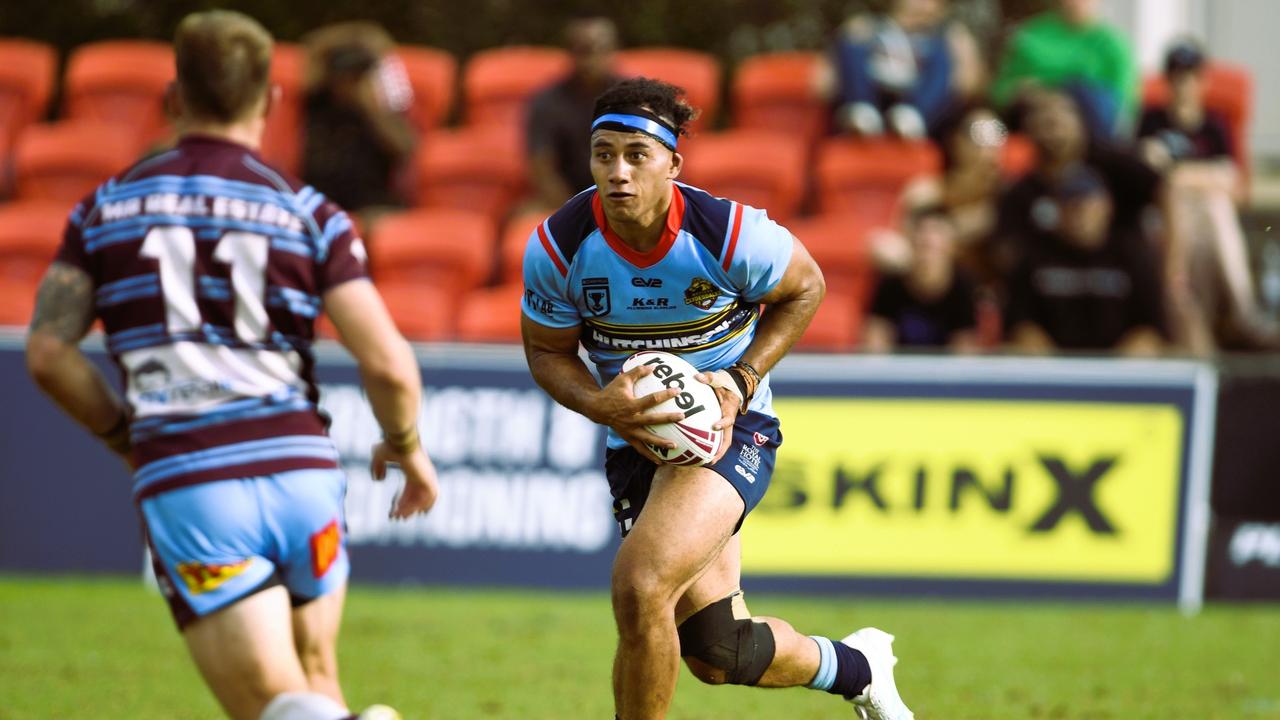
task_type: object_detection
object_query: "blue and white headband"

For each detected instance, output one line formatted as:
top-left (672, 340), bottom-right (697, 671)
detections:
top-left (591, 106), bottom-right (679, 150)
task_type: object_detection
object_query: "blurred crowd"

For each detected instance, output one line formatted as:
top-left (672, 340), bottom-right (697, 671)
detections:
top-left (2, 0), bottom-right (1263, 356)
top-left (828, 0), bottom-right (1267, 357)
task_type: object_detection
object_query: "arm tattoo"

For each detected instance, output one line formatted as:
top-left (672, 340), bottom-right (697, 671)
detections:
top-left (29, 262), bottom-right (95, 343)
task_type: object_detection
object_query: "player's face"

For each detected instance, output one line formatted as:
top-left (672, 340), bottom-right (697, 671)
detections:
top-left (590, 130), bottom-right (682, 223)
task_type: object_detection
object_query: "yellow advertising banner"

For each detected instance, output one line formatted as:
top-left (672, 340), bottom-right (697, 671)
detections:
top-left (742, 398), bottom-right (1184, 583)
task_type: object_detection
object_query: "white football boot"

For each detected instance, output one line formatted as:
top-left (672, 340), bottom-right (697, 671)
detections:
top-left (842, 627), bottom-right (914, 720)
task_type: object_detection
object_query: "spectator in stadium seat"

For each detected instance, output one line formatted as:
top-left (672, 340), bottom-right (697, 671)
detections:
top-left (993, 90), bottom-right (1161, 278)
top-left (1005, 165), bottom-right (1166, 356)
top-left (864, 204), bottom-right (979, 352)
top-left (830, 0), bottom-right (985, 139)
top-left (1138, 40), bottom-right (1277, 348)
top-left (301, 22), bottom-right (416, 224)
top-left (872, 105), bottom-right (1010, 277)
top-left (991, 0), bottom-right (1136, 139)
top-left (525, 16), bottom-right (622, 209)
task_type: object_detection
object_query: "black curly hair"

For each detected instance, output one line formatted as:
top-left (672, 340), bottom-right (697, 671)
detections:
top-left (593, 77), bottom-right (699, 139)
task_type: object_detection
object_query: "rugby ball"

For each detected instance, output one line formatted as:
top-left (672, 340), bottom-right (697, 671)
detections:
top-left (622, 350), bottom-right (725, 466)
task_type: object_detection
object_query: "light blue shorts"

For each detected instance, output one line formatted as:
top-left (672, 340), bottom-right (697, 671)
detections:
top-left (140, 468), bottom-right (350, 628)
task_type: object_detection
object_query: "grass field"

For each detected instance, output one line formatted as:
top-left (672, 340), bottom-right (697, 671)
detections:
top-left (1, 576), bottom-right (1278, 719)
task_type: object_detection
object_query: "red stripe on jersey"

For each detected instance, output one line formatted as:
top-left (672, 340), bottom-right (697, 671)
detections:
top-left (721, 202), bottom-right (745, 272)
top-left (537, 223), bottom-right (568, 277)
top-left (132, 410), bottom-right (329, 469)
top-left (592, 186), bottom-right (685, 269)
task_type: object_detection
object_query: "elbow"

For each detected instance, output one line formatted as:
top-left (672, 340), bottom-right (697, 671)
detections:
top-left (810, 267), bottom-right (828, 304)
top-left (25, 332), bottom-right (70, 387)
top-left (359, 338), bottom-right (419, 392)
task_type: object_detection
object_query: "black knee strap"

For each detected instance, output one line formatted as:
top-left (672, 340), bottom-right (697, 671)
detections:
top-left (677, 591), bottom-right (776, 686)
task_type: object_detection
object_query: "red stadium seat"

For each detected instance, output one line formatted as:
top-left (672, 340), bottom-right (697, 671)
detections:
top-left (814, 139), bottom-right (941, 223)
top-left (368, 208), bottom-right (496, 301)
top-left (732, 52), bottom-right (827, 146)
top-left (462, 46), bottom-right (570, 130)
top-left (500, 210), bottom-right (547, 283)
top-left (374, 282), bottom-right (457, 341)
top-left (413, 126), bottom-right (526, 221)
top-left (0, 199), bottom-right (70, 271)
top-left (457, 282), bottom-right (524, 343)
top-left (396, 45), bottom-right (458, 129)
top-left (64, 40), bottom-right (176, 149)
top-left (679, 130), bottom-right (807, 222)
top-left (259, 42), bottom-right (305, 176)
top-left (787, 213), bottom-right (876, 304)
top-left (794, 291), bottom-right (863, 352)
top-left (0, 39), bottom-right (57, 145)
top-left (1142, 62), bottom-right (1253, 184)
top-left (0, 200), bottom-right (71, 326)
top-left (13, 121), bottom-right (140, 202)
top-left (614, 48), bottom-right (720, 130)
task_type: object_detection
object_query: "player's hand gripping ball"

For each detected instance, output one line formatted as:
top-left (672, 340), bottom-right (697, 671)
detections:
top-left (622, 351), bottom-right (724, 466)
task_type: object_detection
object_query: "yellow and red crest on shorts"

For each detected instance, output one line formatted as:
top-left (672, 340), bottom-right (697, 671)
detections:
top-left (311, 519), bottom-right (341, 578)
top-left (175, 558), bottom-right (251, 594)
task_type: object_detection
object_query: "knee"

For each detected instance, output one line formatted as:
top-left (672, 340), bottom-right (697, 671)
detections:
top-left (683, 656), bottom-right (729, 685)
top-left (677, 592), bottom-right (776, 687)
top-left (610, 566), bottom-right (676, 633)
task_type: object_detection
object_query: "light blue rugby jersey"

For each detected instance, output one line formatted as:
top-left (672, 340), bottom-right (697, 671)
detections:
top-left (522, 182), bottom-right (794, 449)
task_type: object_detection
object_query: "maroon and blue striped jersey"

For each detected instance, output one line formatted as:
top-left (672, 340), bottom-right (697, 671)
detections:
top-left (54, 135), bottom-right (369, 501)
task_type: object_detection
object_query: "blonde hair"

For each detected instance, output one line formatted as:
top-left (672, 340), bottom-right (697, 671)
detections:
top-left (174, 10), bottom-right (273, 122)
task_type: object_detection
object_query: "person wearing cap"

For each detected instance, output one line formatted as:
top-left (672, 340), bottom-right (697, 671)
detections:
top-left (520, 77), bottom-right (915, 720)
top-left (1005, 164), bottom-right (1166, 356)
top-left (1139, 40), bottom-right (1235, 170)
top-left (1137, 40), bottom-right (1275, 349)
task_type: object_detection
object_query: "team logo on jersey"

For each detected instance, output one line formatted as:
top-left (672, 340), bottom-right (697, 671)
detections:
top-left (753, 431), bottom-right (769, 447)
top-left (582, 277), bottom-right (612, 316)
top-left (684, 277), bottom-right (720, 310)
top-left (133, 358), bottom-right (172, 393)
top-left (311, 520), bottom-right (341, 578)
top-left (175, 558), bottom-right (252, 594)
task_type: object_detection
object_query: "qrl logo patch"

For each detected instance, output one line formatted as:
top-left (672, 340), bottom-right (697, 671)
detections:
top-left (311, 520), bottom-right (341, 578)
top-left (176, 559), bottom-right (251, 594)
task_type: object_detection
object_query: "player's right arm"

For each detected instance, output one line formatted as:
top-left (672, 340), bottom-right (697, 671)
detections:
top-left (520, 317), bottom-right (682, 464)
top-left (26, 261), bottom-right (134, 463)
top-left (519, 230), bottom-right (682, 463)
top-left (324, 279), bottom-right (438, 518)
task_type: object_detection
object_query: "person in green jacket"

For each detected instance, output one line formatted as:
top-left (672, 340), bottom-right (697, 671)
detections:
top-left (992, 0), bottom-right (1136, 139)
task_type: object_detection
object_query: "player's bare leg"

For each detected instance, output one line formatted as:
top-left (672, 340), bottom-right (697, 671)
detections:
top-left (675, 534), bottom-right (821, 688)
top-left (183, 586), bottom-right (312, 720)
top-left (611, 464), bottom-right (742, 719)
top-left (292, 583), bottom-right (348, 708)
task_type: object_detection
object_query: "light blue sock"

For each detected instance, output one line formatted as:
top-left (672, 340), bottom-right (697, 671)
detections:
top-left (807, 635), bottom-right (838, 691)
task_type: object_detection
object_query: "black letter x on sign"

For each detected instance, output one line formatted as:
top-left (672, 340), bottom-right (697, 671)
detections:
top-left (1029, 456), bottom-right (1118, 534)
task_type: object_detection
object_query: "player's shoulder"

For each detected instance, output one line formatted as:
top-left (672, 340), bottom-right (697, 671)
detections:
top-left (674, 182), bottom-right (740, 260)
top-left (540, 186), bottom-right (601, 267)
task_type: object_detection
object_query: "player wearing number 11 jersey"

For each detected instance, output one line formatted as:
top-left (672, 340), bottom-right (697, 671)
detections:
top-left (26, 10), bottom-right (436, 720)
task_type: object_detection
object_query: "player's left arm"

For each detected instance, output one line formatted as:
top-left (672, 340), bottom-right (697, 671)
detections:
top-left (699, 237), bottom-right (824, 451)
top-left (738, 237), bottom-right (825, 376)
top-left (26, 262), bottom-right (133, 462)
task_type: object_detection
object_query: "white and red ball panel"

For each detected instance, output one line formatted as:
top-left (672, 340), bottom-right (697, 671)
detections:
top-left (621, 351), bottom-right (725, 466)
